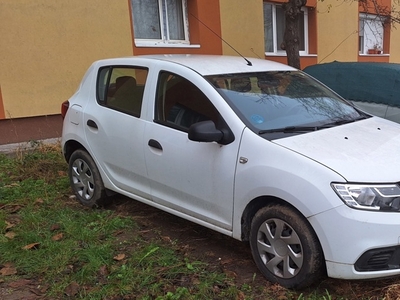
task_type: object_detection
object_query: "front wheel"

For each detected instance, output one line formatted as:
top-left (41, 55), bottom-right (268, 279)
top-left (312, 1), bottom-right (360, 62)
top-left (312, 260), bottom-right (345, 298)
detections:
top-left (249, 204), bottom-right (325, 289)
top-left (68, 149), bottom-right (106, 207)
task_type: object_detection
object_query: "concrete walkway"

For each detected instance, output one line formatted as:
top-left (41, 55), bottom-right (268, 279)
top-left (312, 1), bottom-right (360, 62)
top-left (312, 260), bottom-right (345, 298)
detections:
top-left (0, 138), bottom-right (61, 156)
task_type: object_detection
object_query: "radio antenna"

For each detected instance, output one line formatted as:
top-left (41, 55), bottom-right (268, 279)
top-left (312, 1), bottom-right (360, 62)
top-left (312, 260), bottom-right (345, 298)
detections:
top-left (190, 13), bottom-right (252, 66)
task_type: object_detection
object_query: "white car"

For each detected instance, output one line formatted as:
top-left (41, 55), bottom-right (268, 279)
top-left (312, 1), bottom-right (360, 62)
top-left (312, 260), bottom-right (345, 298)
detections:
top-left (61, 55), bottom-right (400, 289)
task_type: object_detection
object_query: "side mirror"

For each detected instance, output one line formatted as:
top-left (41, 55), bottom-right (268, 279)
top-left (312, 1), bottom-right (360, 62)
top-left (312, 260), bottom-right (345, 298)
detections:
top-left (188, 120), bottom-right (223, 143)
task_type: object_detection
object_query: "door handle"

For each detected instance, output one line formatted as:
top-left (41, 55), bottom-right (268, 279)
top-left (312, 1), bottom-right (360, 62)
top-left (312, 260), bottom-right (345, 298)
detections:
top-left (87, 119), bottom-right (98, 129)
top-left (148, 139), bottom-right (163, 150)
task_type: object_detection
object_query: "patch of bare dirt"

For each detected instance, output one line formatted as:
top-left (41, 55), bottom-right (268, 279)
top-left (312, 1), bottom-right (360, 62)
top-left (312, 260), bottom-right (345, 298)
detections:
top-left (0, 278), bottom-right (46, 300)
top-left (110, 196), bottom-right (261, 286)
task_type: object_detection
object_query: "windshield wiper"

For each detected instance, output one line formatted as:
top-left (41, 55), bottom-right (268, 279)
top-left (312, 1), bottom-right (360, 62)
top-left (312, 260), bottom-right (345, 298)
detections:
top-left (321, 115), bottom-right (368, 127)
top-left (259, 115), bottom-right (368, 135)
top-left (259, 126), bottom-right (319, 134)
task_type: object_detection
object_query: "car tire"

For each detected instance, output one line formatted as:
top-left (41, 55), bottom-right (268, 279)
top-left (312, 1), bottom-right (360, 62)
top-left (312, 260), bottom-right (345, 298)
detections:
top-left (68, 149), bottom-right (107, 207)
top-left (249, 204), bottom-right (325, 289)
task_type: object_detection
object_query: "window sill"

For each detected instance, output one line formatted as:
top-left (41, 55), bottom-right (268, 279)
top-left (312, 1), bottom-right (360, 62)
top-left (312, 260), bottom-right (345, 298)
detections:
top-left (359, 53), bottom-right (390, 56)
top-left (265, 53), bottom-right (317, 57)
top-left (135, 41), bottom-right (200, 48)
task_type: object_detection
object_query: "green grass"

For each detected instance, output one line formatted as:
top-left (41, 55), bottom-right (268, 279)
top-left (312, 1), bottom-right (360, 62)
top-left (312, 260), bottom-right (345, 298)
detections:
top-left (0, 143), bottom-right (257, 299)
top-left (0, 143), bottom-right (396, 299)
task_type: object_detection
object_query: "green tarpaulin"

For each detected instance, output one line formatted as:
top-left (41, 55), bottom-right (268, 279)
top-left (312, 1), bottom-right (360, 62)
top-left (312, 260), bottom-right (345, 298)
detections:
top-left (303, 61), bottom-right (400, 108)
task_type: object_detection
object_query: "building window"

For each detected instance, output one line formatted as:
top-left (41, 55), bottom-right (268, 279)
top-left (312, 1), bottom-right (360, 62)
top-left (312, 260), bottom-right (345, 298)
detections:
top-left (131, 0), bottom-right (189, 46)
top-left (263, 2), bottom-right (308, 55)
top-left (359, 13), bottom-right (385, 54)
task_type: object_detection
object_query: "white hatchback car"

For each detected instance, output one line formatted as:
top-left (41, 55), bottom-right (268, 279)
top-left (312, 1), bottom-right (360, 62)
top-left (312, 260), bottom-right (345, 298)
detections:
top-left (62, 55), bottom-right (400, 289)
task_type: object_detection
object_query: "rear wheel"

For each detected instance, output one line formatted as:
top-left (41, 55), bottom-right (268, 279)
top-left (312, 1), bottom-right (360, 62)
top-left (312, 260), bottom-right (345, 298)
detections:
top-left (68, 149), bottom-right (106, 207)
top-left (249, 204), bottom-right (325, 289)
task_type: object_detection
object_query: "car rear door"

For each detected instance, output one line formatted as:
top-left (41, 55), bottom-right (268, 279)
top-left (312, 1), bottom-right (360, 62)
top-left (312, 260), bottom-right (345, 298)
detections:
top-left (83, 64), bottom-right (151, 200)
top-left (143, 67), bottom-right (242, 231)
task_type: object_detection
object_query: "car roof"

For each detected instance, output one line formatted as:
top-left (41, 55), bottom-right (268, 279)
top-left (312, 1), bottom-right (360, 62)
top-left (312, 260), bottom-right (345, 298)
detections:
top-left (96, 55), bottom-right (296, 76)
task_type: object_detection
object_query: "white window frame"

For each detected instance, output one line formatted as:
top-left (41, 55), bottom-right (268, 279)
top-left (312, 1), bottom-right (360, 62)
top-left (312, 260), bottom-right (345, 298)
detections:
top-left (132, 0), bottom-right (194, 48)
top-left (264, 3), bottom-right (309, 55)
top-left (359, 13), bottom-right (385, 55)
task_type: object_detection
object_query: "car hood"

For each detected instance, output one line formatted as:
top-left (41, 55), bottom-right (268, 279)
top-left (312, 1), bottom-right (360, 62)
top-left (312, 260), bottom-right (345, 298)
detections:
top-left (272, 117), bottom-right (400, 182)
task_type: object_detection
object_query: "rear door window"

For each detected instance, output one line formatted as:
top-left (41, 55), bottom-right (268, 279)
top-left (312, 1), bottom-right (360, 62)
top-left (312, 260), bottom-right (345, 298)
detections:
top-left (97, 66), bottom-right (149, 117)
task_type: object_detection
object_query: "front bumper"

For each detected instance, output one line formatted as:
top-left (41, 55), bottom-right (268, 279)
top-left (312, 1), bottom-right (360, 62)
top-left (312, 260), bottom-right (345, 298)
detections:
top-left (309, 204), bottom-right (400, 279)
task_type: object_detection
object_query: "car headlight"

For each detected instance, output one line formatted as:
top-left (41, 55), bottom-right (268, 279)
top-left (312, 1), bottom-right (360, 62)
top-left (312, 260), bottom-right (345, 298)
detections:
top-left (332, 183), bottom-right (400, 211)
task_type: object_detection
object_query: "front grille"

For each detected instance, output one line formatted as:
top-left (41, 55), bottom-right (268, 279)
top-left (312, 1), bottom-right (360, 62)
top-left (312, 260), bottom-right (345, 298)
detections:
top-left (355, 246), bottom-right (400, 272)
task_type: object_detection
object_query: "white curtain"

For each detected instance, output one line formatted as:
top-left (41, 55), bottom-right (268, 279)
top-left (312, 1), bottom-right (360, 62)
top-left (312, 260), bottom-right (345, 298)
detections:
top-left (264, 3), bottom-right (274, 52)
top-left (165, 0), bottom-right (184, 40)
top-left (362, 17), bottom-right (384, 52)
top-left (132, 0), bottom-right (161, 39)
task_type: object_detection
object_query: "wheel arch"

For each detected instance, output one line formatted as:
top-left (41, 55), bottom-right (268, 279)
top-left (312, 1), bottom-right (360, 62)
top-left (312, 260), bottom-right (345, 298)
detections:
top-left (63, 139), bottom-right (116, 198)
top-left (63, 140), bottom-right (87, 162)
top-left (240, 195), bottom-right (322, 248)
top-left (241, 196), bottom-right (277, 241)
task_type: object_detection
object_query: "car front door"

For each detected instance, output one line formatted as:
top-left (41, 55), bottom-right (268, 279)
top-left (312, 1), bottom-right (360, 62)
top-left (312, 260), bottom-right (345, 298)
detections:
top-left (84, 65), bottom-right (151, 200)
top-left (144, 70), bottom-right (241, 230)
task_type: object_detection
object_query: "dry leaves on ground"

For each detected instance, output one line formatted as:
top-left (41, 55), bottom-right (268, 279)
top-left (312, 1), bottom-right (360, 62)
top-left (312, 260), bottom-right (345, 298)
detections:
top-left (113, 253), bottom-right (126, 261)
top-left (0, 263), bottom-right (17, 276)
top-left (22, 243), bottom-right (40, 250)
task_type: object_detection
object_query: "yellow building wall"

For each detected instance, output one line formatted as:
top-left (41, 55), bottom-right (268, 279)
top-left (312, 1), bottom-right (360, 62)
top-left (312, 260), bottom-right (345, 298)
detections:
top-left (219, 0), bottom-right (265, 59)
top-left (317, 0), bottom-right (359, 63)
top-left (6, 0), bottom-right (400, 120)
top-left (390, 2), bottom-right (400, 62)
top-left (0, 0), bottom-right (134, 119)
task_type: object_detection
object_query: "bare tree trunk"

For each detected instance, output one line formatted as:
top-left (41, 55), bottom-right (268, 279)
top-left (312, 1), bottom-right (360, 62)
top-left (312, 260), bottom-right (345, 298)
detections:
top-left (282, 0), bottom-right (307, 69)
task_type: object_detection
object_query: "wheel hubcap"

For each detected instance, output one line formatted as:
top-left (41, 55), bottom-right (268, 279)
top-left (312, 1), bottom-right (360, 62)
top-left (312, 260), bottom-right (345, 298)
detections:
top-left (256, 218), bottom-right (303, 278)
top-left (71, 158), bottom-right (95, 200)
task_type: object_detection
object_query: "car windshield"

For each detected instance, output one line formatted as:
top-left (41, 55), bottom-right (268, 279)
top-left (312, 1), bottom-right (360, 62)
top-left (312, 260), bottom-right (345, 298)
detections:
top-left (206, 71), bottom-right (365, 137)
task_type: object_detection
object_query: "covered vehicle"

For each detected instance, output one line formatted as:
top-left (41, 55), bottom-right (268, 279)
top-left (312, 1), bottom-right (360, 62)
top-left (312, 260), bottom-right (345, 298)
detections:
top-left (303, 61), bottom-right (400, 123)
top-left (62, 55), bottom-right (400, 289)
